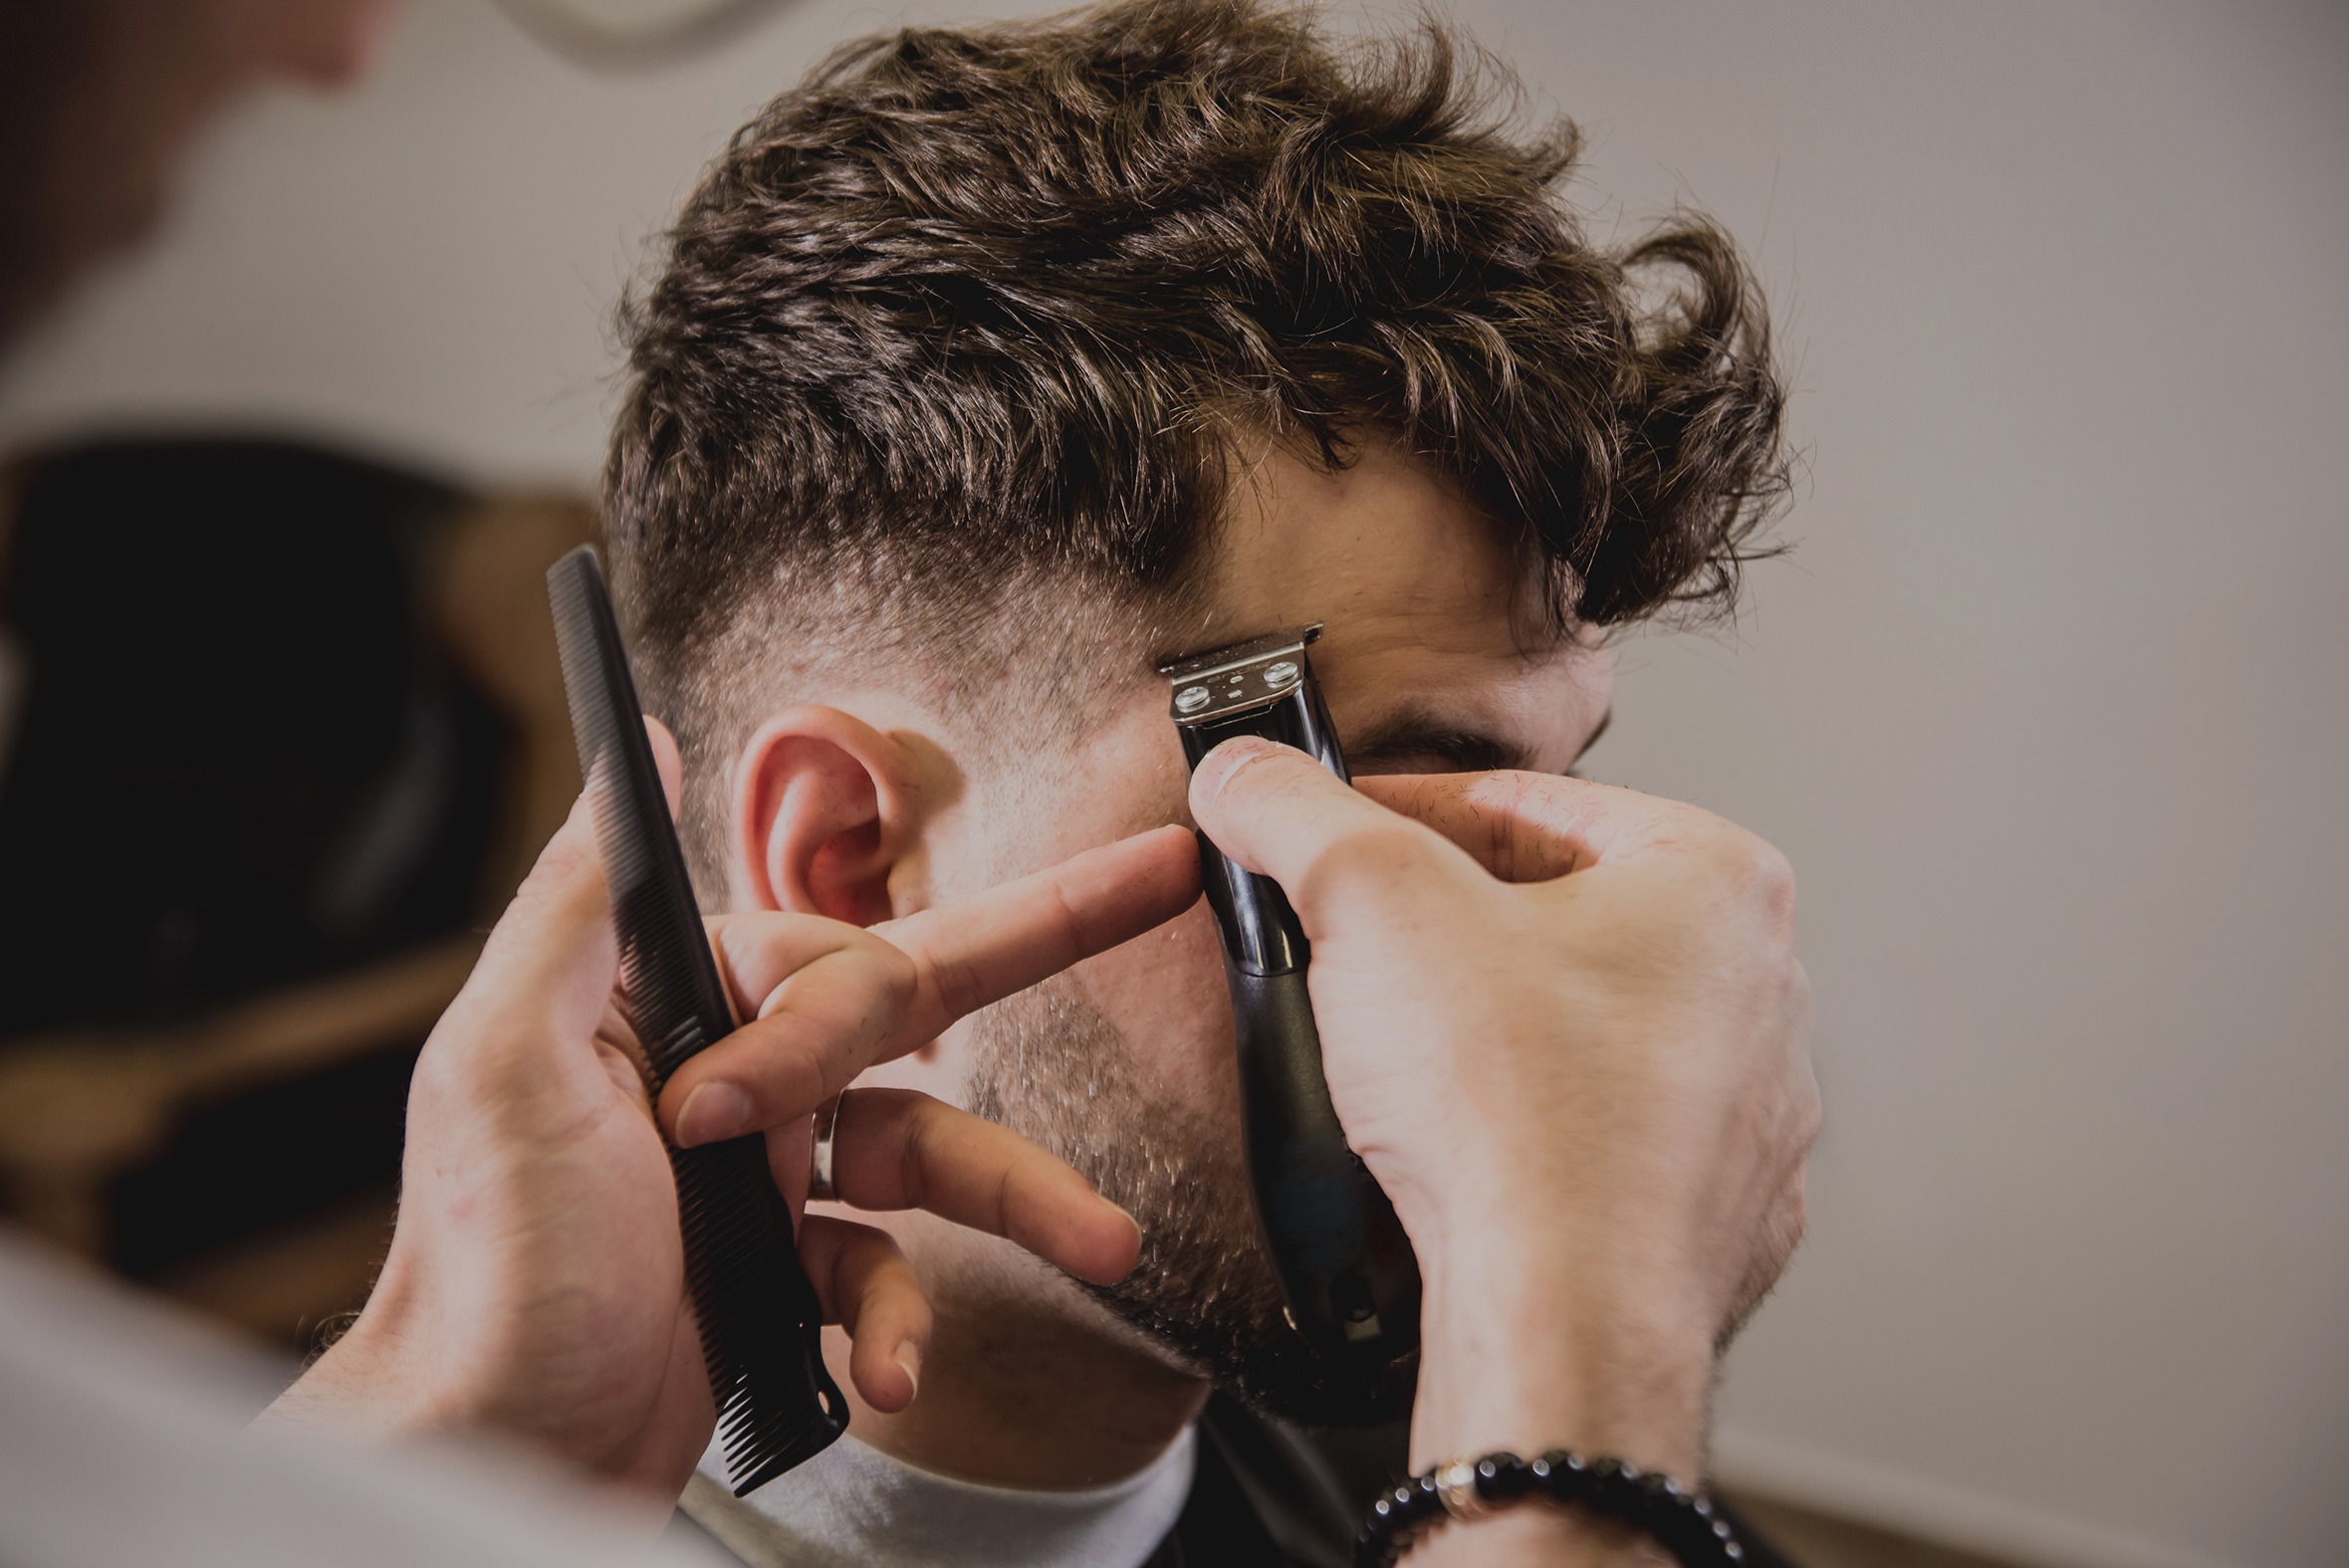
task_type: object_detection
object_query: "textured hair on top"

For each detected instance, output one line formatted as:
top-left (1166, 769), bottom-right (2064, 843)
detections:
top-left (604, 0), bottom-right (1789, 886)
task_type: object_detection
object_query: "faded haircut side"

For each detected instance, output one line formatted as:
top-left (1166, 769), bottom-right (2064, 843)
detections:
top-left (603, 0), bottom-right (1791, 894)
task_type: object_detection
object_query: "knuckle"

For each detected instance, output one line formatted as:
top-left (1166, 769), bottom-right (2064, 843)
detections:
top-left (826, 932), bottom-right (919, 1031)
top-left (1701, 825), bottom-right (1796, 927)
top-left (915, 948), bottom-right (982, 1024)
top-left (895, 1100), bottom-right (937, 1212)
top-left (872, 938), bottom-right (921, 1010)
top-left (1643, 793), bottom-right (1722, 841)
top-left (511, 831), bottom-right (598, 913)
top-left (1043, 877), bottom-right (1090, 960)
top-left (781, 1050), bottom-right (832, 1115)
top-left (405, 1028), bottom-right (466, 1107)
top-left (1485, 772), bottom-right (1558, 881)
top-left (714, 910), bottom-right (781, 983)
top-left (1750, 844), bottom-right (1798, 926)
top-left (733, 1026), bottom-right (827, 1119)
top-left (1776, 1183), bottom-right (1811, 1255)
top-left (849, 1220), bottom-right (908, 1276)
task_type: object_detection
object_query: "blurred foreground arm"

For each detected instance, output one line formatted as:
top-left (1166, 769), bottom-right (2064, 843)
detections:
top-left (0, 1225), bottom-right (723, 1568)
top-left (1190, 740), bottom-right (1818, 1567)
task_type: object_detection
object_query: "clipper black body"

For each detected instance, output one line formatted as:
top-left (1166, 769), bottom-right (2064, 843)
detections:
top-left (1160, 625), bottom-right (1421, 1372)
top-left (547, 547), bottom-right (847, 1495)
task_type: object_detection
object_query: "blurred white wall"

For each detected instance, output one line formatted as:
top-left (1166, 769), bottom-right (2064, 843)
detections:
top-left (3, 3), bottom-right (2344, 1566)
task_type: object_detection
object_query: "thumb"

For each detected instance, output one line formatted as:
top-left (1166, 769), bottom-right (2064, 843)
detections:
top-left (457, 785), bottom-right (617, 1039)
top-left (438, 711), bottom-right (675, 1050)
top-left (1351, 771), bottom-right (1674, 882)
top-left (1189, 737), bottom-right (1459, 897)
top-left (479, 712), bottom-right (672, 997)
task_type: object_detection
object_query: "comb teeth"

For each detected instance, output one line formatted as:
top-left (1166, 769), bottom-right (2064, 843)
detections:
top-left (547, 547), bottom-right (847, 1491)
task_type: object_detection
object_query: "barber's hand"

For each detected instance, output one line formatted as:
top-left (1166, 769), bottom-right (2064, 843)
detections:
top-left (270, 723), bottom-right (1198, 1502)
top-left (1189, 742), bottom-right (1817, 1512)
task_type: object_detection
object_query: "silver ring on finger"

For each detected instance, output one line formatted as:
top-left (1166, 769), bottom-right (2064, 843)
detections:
top-left (808, 1092), bottom-right (845, 1203)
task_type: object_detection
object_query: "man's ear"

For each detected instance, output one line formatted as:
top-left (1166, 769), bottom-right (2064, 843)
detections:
top-left (735, 706), bottom-right (917, 926)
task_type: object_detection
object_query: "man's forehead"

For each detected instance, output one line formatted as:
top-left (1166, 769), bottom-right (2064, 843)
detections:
top-left (1179, 438), bottom-right (1604, 772)
top-left (1197, 438), bottom-right (1544, 648)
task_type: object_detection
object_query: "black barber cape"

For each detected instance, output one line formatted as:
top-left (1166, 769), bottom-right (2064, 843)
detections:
top-left (1144, 1395), bottom-right (1381, 1567)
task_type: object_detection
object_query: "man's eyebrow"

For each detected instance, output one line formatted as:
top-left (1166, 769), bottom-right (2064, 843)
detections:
top-left (1342, 703), bottom-right (1614, 776)
top-left (1344, 707), bottom-right (1536, 775)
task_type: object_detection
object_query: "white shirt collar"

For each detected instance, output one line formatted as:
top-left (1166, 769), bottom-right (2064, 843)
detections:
top-left (680, 1423), bottom-right (1196, 1568)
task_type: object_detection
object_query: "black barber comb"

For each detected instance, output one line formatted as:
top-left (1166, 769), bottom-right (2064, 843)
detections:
top-left (548, 546), bottom-right (847, 1495)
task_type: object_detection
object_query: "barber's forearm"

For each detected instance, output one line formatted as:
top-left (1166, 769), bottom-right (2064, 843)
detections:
top-left (1405, 1236), bottom-right (1713, 1566)
top-left (1410, 1225), bottom-right (1714, 1470)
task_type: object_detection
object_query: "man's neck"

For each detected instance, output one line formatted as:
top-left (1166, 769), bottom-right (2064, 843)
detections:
top-left (821, 1254), bottom-right (1208, 1488)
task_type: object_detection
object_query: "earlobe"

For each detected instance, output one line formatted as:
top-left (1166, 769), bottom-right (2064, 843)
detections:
top-left (735, 707), bottom-right (914, 926)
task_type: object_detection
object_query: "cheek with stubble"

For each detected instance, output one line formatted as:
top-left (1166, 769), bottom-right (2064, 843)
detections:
top-left (1078, 899), bottom-right (1241, 1115)
top-left (986, 720), bottom-right (1236, 1117)
top-left (962, 876), bottom-right (1415, 1425)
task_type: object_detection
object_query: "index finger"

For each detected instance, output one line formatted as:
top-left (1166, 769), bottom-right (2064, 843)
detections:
top-left (870, 821), bottom-right (1201, 1036)
top-left (1351, 770), bottom-right (1689, 882)
top-left (712, 824), bottom-right (1202, 1035)
top-left (660, 825), bottom-right (1199, 1144)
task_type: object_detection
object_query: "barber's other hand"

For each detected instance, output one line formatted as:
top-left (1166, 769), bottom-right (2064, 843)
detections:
top-left (269, 722), bottom-right (1196, 1501)
top-left (1189, 742), bottom-right (1817, 1493)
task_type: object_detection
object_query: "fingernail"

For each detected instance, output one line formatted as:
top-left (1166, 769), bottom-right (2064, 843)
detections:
top-left (1193, 737), bottom-right (1276, 804)
top-left (676, 1081), bottom-right (753, 1147)
top-left (1096, 1200), bottom-right (1143, 1282)
top-left (892, 1338), bottom-right (922, 1401)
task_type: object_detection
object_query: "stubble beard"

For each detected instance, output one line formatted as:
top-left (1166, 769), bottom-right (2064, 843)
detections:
top-left (963, 975), bottom-right (1413, 1428)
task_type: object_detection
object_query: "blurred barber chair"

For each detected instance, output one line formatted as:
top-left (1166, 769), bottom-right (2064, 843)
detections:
top-left (0, 438), bottom-right (590, 1347)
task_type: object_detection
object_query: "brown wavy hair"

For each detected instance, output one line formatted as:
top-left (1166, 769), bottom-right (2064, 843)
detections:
top-left (605, 0), bottom-right (1789, 881)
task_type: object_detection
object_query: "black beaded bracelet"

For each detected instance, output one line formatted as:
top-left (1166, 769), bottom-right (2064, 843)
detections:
top-left (1355, 1451), bottom-right (1745, 1567)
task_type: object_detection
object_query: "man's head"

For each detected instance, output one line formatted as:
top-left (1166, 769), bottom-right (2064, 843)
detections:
top-left (0, 0), bottom-right (396, 349)
top-left (606, 0), bottom-right (1788, 1426)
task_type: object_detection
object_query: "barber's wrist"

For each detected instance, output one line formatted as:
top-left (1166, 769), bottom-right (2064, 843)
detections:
top-left (264, 1266), bottom-right (478, 1439)
top-left (1409, 1235), bottom-right (1714, 1482)
top-left (1403, 1504), bottom-right (1672, 1567)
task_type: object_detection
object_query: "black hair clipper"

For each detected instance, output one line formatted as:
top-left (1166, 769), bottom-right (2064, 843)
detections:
top-left (1160, 625), bottom-right (1421, 1371)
